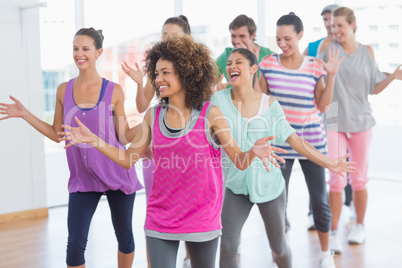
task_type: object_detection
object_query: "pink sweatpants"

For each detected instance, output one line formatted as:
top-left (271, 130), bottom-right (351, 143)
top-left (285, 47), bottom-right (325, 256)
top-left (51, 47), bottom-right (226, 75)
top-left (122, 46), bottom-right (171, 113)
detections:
top-left (327, 129), bottom-right (372, 192)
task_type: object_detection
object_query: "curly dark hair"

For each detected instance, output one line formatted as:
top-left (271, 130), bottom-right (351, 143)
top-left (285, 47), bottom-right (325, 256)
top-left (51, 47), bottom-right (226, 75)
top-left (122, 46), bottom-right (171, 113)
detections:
top-left (144, 35), bottom-right (218, 110)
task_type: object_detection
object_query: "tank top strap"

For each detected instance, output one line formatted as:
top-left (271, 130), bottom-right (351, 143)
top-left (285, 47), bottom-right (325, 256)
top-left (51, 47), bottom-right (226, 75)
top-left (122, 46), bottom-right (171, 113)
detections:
top-left (153, 105), bottom-right (163, 133)
top-left (193, 102), bottom-right (210, 129)
top-left (101, 79), bottom-right (115, 106)
top-left (63, 78), bottom-right (76, 107)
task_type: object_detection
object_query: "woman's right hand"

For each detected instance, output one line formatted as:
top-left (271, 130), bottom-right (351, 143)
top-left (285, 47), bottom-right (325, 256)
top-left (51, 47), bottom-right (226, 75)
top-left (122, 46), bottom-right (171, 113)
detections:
top-left (121, 61), bottom-right (144, 85)
top-left (0, 96), bottom-right (26, 120)
top-left (251, 136), bottom-right (287, 172)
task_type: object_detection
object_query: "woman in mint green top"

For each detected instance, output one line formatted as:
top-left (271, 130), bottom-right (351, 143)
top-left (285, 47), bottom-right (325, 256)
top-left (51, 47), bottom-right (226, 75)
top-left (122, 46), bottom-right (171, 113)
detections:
top-left (212, 48), bottom-right (354, 268)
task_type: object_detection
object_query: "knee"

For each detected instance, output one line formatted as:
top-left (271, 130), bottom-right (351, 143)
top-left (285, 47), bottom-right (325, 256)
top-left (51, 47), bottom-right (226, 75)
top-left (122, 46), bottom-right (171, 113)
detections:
top-left (115, 230), bottom-right (134, 253)
top-left (350, 177), bottom-right (368, 192)
top-left (328, 174), bottom-right (347, 193)
top-left (312, 205), bottom-right (331, 232)
top-left (66, 237), bottom-right (87, 266)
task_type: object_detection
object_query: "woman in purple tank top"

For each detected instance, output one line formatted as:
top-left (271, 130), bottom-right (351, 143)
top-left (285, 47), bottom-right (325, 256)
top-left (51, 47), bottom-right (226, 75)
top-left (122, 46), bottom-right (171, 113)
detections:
top-left (0, 28), bottom-right (143, 268)
top-left (59, 35), bottom-right (289, 268)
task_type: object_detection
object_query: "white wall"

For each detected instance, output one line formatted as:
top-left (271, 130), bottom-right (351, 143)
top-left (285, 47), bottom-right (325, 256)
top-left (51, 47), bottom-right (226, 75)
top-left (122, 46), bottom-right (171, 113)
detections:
top-left (0, 0), bottom-right (46, 214)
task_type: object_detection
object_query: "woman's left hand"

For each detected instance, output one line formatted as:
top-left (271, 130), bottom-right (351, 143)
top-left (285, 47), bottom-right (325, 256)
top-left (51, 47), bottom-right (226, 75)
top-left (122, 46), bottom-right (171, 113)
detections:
top-left (58, 116), bottom-right (95, 149)
top-left (317, 46), bottom-right (344, 75)
top-left (328, 153), bottom-right (356, 176)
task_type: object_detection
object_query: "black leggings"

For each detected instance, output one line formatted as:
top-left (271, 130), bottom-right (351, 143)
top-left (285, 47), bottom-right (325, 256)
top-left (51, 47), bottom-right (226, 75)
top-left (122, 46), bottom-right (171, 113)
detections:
top-left (146, 236), bottom-right (219, 268)
top-left (281, 159), bottom-right (331, 232)
top-left (66, 190), bottom-right (136, 266)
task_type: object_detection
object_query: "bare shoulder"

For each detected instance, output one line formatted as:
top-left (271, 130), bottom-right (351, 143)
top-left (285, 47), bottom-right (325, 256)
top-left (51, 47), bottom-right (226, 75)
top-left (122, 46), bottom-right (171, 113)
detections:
top-left (56, 82), bottom-right (68, 103)
top-left (112, 83), bottom-right (124, 101)
top-left (365, 45), bottom-right (375, 61)
top-left (209, 105), bottom-right (223, 119)
top-left (143, 105), bottom-right (154, 127)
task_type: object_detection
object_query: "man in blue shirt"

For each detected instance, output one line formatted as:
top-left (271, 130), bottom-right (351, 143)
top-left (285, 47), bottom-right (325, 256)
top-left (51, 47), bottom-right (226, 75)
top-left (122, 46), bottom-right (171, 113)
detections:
top-left (303, 4), bottom-right (339, 57)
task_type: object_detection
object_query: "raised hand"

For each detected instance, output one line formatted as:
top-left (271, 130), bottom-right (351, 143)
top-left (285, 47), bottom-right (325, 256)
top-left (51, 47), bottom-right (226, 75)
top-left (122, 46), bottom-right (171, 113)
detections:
top-left (58, 116), bottom-right (95, 149)
top-left (317, 46), bottom-right (344, 75)
top-left (121, 61), bottom-right (144, 85)
top-left (251, 136), bottom-right (287, 172)
top-left (327, 153), bottom-right (356, 177)
top-left (216, 74), bottom-right (231, 91)
top-left (0, 96), bottom-right (25, 120)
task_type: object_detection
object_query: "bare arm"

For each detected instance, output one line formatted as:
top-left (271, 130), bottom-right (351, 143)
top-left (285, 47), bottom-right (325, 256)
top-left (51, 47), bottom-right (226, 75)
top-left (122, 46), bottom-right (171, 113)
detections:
top-left (121, 61), bottom-right (155, 113)
top-left (366, 46), bottom-right (402, 95)
top-left (111, 83), bottom-right (141, 145)
top-left (209, 106), bottom-right (286, 171)
top-left (136, 79), bottom-right (155, 113)
top-left (59, 108), bottom-right (152, 169)
top-left (0, 83), bottom-right (66, 142)
top-left (286, 132), bottom-right (354, 175)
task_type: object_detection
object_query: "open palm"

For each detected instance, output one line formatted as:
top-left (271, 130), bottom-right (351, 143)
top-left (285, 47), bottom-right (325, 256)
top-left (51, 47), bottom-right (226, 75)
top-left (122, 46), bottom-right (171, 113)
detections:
top-left (317, 46), bottom-right (344, 75)
top-left (251, 136), bottom-right (287, 171)
top-left (121, 61), bottom-right (144, 84)
top-left (328, 153), bottom-right (356, 176)
top-left (0, 96), bottom-right (25, 120)
top-left (59, 117), bottom-right (94, 149)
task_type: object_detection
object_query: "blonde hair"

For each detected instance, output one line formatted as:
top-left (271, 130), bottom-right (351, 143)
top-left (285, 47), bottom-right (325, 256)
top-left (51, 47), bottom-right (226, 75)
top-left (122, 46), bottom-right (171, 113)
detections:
top-left (333, 7), bottom-right (356, 33)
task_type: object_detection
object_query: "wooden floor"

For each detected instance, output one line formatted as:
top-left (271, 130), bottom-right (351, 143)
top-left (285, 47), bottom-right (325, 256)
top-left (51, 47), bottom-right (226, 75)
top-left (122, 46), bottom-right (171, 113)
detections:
top-left (1, 166), bottom-right (401, 268)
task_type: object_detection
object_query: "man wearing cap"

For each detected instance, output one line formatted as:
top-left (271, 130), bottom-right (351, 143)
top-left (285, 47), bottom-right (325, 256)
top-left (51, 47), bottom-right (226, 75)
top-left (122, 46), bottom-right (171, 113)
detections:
top-left (304, 4), bottom-right (339, 57)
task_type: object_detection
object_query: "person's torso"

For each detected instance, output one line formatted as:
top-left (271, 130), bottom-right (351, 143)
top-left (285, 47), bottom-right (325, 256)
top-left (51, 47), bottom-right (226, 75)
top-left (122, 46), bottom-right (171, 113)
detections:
top-left (145, 102), bottom-right (223, 234)
top-left (63, 78), bottom-right (142, 194)
top-left (259, 54), bottom-right (327, 158)
top-left (319, 41), bottom-right (386, 132)
top-left (212, 89), bottom-right (295, 203)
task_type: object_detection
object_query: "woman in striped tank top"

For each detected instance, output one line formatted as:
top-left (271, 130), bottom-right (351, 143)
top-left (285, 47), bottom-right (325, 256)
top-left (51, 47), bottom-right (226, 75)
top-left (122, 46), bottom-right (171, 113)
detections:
top-left (59, 35), bottom-right (288, 268)
top-left (259, 13), bottom-right (344, 268)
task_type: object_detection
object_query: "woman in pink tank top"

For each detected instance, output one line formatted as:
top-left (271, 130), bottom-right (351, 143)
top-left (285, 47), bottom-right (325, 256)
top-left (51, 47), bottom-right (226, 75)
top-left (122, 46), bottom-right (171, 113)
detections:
top-left (121, 15), bottom-right (193, 266)
top-left (59, 35), bottom-right (289, 268)
top-left (0, 28), bottom-right (143, 268)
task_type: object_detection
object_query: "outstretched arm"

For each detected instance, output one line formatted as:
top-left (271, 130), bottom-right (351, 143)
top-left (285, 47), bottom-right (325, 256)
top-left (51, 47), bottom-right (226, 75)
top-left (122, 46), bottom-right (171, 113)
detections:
top-left (209, 106), bottom-right (286, 171)
top-left (59, 108), bottom-right (152, 169)
top-left (0, 83), bottom-right (65, 142)
top-left (286, 133), bottom-right (355, 176)
top-left (315, 46), bottom-right (344, 113)
top-left (373, 64), bottom-right (402, 95)
top-left (121, 61), bottom-right (155, 113)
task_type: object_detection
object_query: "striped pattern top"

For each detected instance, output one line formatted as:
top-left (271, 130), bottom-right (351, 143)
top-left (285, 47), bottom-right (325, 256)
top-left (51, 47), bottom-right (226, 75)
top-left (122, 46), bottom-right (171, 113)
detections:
top-left (259, 54), bottom-right (327, 158)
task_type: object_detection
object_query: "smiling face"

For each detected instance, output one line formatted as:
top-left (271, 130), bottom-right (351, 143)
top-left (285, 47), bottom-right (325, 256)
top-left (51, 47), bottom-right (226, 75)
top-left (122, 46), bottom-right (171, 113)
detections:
top-left (276, 25), bottom-right (302, 57)
top-left (332, 15), bottom-right (355, 43)
top-left (154, 59), bottom-right (183, 98)
top-left (226, 51), bottom-right (258, 88)
top-left (162, 23), bottom-right (185, 41)
top-left (73, 35), bottom-right (102, 70)
top-left (230, 26), bottom-right (255, 49)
